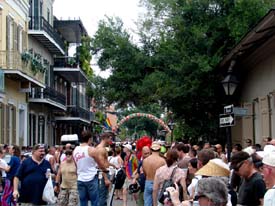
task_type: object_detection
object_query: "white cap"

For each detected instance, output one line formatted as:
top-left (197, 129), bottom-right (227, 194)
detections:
top-left (263, 152), bottom-right (275, 167)
top-left (123, 144), bottom-right (132, 151)
top-left (243, 146), bottom-right (255, 156)
top-left (263, 145), bottom-right (275, 154)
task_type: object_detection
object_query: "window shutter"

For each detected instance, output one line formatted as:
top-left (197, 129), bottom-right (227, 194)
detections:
top-left (0, 103), bottom-right (4, 144)
top-left (17, 26), bottom-right (21, 52)
top-left (13, 22), bottom-right (17, 51)
top-left (12, 105), bottom-right (16, 144)
top-left (242, 102), bottom-right (254, 144)
top-left (259, 96), bottom-right (270, 139)
top-left (5, 104), bottom-right (10, 144)
top-left (22, 30), bottom-right (27, 51)
top-left (6, 16), bottom-right (10, 51)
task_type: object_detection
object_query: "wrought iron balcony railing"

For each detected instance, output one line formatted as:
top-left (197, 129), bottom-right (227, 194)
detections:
top-left (54, 56), bottom-right (80, 68)
top-left (29, 16), bottom-right (66, 52)
top-left (29, 86), bottom-right (66, 107)
top-left (0, 50), bottom-right (45, 84)
top-left (67, 105), bottom-right (91, 120)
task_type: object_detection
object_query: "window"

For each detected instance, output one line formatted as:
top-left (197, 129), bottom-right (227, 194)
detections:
top-left (38, 115), bottom-right (45, 143)
top-left (0, 103), bottom-right (3, 144)
top-left (0, 69), bottom-right (4, 93)
top-left (29, 113), bottom-right (36, 145)
top-left (47, 8), bottom-right (50, 23)
top-left (17, 26), bottom-right (23, 53)
top-left (6, 16), bottom-right (13, 51)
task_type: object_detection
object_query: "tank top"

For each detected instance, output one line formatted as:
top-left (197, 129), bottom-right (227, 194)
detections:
top-left (73, 145), bottom-right (97, 182)
top-left (60, 161), bottom-right (77, 189)
top-left (109, 156), bottom-right (120, 168)
top-left (45, 154), bottom-right (53, 162)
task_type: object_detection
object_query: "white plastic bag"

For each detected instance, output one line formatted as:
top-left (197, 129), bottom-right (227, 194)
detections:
top-left (42, 175), bottom-right (56, 204)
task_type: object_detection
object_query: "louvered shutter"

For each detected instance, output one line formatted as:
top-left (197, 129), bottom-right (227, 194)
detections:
top-left (5, 104), bottom-right (10, 144)
top-left (0, 103), bottom-right (3, 144)
top-left (13, 22), bottom-right (17, 51)
top-left (12, 105), bottom-right (16, 144)
top-left (259, 96), bottom-right (270, 139)
top-left (6, 16), bottom-right (10, 51)
top-left (242, 102), bottom-right (254, 144)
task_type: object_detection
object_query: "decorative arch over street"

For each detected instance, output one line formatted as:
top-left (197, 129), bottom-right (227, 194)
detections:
top-left (117, 113), bottom-right (171, 133)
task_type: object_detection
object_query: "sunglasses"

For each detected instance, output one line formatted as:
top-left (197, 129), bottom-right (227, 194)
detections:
top-left (65, 152), bottom-right (72, 156)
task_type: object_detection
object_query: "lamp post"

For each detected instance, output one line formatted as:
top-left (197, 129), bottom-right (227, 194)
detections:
top-left (168, 121), bottom-right (175, 142)
top-left (221, 60), bottom-right (239, 162)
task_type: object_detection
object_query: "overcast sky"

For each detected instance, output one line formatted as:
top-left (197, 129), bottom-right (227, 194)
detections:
top-left (53, 0), bottom-right (143, 77)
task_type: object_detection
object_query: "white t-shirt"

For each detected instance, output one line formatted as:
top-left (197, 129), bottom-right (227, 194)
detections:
top-left (264, 187), bottom-right (275, 206)
top-left (73, 145), bottom-right (98, 182)
top-left (0, 159), bottom-right (8, 178)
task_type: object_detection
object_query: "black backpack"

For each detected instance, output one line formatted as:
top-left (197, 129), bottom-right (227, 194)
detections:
top-left (158, 166), bottom-right (181, 204)
top-left (115, 168), bottom-right (126, 189)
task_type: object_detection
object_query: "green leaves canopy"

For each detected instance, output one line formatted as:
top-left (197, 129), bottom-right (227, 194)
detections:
top-left (91, 0), bottom-right (273, 140)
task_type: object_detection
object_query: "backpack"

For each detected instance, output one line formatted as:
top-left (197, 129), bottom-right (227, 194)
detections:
top-left (158, 166), bottom-right (178, 204)
top-left (115, 168), bottom-right (126, 189)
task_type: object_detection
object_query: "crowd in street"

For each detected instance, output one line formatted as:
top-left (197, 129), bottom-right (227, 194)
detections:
top-left (0, 132), bottom-right (274, 206)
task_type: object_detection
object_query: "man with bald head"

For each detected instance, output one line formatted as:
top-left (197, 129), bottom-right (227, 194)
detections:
top-left (142, 142), bottom-right (166, 206)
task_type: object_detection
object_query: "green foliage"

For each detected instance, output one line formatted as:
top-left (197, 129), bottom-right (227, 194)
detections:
top-left (118, 103), bottom-right (164, 138)
top-left (21, 51), bottom-right (46, 74)
top-left (78, 36), bottom-right (93, 79)
top-left (91, 0), bottom-right (274, 142)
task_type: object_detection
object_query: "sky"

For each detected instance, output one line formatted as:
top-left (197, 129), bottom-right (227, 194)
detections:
top-left (53, 0), bottom-right (144, 78)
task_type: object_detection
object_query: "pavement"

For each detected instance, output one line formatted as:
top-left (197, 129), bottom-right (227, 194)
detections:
top-left (112, 194), bottom-right (136, 206)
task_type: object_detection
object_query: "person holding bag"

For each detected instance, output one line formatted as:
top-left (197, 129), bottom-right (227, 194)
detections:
top-left (153, 149), bottom-right (187, 206)
top-left (13, 144), bottom-right (53, 206)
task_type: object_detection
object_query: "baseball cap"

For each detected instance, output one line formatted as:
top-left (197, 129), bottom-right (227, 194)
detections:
top-left (123, 144), bottom-right (132, 151)
top-left (151, 142), bottom-right (161, 151)
top-left (262, 152), bottom-right (275, 167)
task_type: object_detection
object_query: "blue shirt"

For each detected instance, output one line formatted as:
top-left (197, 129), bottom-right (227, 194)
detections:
top-left (7, 156), bottom-right (20, 180)
top-left (15, 157), bottom-right (52, 205)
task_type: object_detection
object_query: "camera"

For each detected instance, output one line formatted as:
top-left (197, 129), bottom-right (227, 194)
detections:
top-left (163, 191), bottom-right (171, 201)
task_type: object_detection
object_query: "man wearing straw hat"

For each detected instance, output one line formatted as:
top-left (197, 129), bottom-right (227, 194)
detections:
top-left (230, 151), bottom-right (266, 206)
top-left (262, 152), bottom-right (275, 205)
top-left (142, 142), bottom-right (166, 206)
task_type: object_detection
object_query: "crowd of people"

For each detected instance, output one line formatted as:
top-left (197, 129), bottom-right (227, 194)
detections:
top-left (0, 132), bottom-right (273, 206)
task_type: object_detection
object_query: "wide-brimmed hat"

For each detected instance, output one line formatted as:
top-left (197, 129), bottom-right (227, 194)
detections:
top-left (195, 158), bottom-right (230, 177)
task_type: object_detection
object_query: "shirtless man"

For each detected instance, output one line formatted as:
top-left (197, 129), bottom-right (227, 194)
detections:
top-left (142, 142), bottom-right (166, 206)
top-left (96, 131), bottom-right (117, 206)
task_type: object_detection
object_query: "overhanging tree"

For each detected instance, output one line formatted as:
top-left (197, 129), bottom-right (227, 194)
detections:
top-left (91, 0), bottom-right (273, 141)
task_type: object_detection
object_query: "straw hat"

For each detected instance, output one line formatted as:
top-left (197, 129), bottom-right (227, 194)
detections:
top-left (151, 142), bottom-right (161, 151)
top-left (195, 158), bottom-right (230, 177)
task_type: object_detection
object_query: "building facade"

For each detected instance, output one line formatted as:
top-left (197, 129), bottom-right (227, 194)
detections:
top-left (0, 0), bottom-right (93, 146)
top-left (219, 9), bottom-right (275, 146)
top-left (0, 0), bottom-right (45, 146)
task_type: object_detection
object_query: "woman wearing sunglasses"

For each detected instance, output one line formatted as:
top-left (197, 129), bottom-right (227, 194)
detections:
top-left (54, 149), bottom-right (78, 206)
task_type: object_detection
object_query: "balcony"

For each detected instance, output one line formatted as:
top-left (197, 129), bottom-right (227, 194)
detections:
top-left (29, 16), bottom-right (65, 55)
top-left (29, 86), bottom-right (66, 111)
top-left (53, 56), bottom-right (88, 82)
top-left (55, 105), bottom-right (91, 124)
top-left (0, 50), bottom-right (45, 88)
